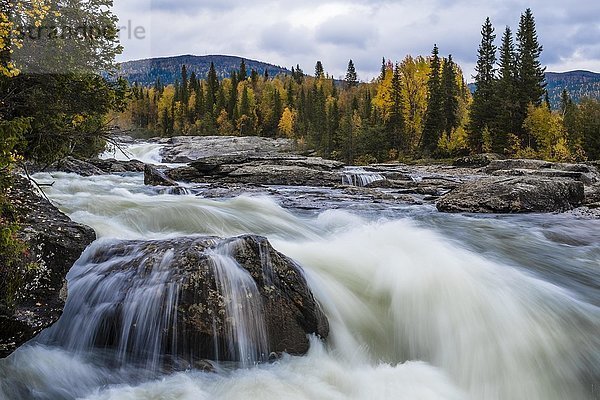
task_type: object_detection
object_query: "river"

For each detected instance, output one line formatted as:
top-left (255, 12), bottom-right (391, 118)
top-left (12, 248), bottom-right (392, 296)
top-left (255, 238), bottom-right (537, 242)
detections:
top-left (0, 142), bottom-right (598, 400)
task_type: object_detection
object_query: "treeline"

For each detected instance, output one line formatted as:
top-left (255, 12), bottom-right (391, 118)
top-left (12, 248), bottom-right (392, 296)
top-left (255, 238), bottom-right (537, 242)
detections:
top-left (468, 9), bottom-right (599, 161)
top-left (120, 54), bottom-right (470, 164)
top-left (120, 8), bottom-right (599, 163)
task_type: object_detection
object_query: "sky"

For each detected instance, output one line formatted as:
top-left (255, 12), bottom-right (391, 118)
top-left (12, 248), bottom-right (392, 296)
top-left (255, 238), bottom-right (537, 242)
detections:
top-left (113, 0), bottom-right (600, 82)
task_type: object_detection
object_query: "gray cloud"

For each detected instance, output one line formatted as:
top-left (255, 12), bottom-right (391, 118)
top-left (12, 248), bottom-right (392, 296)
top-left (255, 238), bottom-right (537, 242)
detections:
top-left (113, 0), bottom-right (600, 81)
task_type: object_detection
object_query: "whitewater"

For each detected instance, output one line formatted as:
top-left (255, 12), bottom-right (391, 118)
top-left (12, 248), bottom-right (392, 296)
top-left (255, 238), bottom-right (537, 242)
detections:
top-left (0, 142), bottom-right (598, 400)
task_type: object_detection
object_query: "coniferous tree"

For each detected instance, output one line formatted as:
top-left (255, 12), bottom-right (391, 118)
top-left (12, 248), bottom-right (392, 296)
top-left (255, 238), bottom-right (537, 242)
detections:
top-left (181, 65), bottom-right (189, 106)
top-left (515, 8), bottom-right (546, 140)
top-left (495, 26), bottom-right (518, 151)
top-left (206, 62), bottom-right (219, 107)
top-left (250, 69), bottom-right (259, 86)
top-left (380, 57), bottom-right (387, 82)
top-left (468, 17), bottom-right (497, 152)
top-left (421, 44), bottom-right (444, 155)
top-left (441, 55), bottom-right (460, 137)
top-left (228, 70), bottom-right (238, 120)
top-left (286, 81), bottom-right (294, 108)
top-left (345, 59), bottom-right (359, 88)
top-left (293, 64), bottom-right (304, 84)
top-left (239, 59), bottom-right (247, 81)
top-left (389, 63), bottom-right (405, 151)
top-left (315, 61), bottom-right (325, 79)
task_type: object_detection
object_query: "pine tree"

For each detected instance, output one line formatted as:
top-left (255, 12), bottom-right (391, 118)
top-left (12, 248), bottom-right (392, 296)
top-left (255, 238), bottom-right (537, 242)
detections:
top-left (421, 44), bottom-right (444, 155)
top-left (315, 61), bottom-right (325, 79)
top-left (515, 8), bottom-right (546, 140)
top-left (345, 59), bottom-right (359, 88)
top-left (468, 17), bottom-right (497, 152)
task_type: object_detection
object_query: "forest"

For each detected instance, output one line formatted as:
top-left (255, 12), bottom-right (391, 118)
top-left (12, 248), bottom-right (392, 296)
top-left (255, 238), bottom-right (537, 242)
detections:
top-left (118, 9), bottom-right (600, 164)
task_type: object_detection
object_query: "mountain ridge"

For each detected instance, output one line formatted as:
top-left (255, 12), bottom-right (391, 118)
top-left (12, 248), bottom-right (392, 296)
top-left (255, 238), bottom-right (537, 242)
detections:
top-left (117, 54), bottom-right (291, 86)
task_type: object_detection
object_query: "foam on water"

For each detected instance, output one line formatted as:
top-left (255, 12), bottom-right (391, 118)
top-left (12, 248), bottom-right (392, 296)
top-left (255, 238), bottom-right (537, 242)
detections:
top-left (1, 142), bottom-right (598, 400)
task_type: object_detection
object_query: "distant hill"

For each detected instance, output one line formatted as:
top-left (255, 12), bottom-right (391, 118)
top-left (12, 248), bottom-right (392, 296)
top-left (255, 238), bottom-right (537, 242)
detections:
top-left (118, 55), bottom-right (291, 86)
top-left (545, 70), bottom-right (600, 106)
top-left (467, 70), bottom-right (600, 108)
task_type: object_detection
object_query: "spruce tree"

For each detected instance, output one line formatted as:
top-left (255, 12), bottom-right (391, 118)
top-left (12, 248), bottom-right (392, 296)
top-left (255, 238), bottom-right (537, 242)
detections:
top-left (468, 17), bottom-right (497, 152)
top-left (390, 63), bottom-right (405, 150)
top-left (315, 61), bottom-right (325, 79)
top-left (181, 65), bottom-right (189, 106)
top-left (421, 44), bottom-right (444, 155)
top-left (345, 59), bottom-right (358, 88)
top-left (239, 59), bottom-right (247, 81)
top-left (515, 8), bottom-right (546, 140)
top-left (206, 62), bottom-right (219, 106)
top-left (441, 55), bottom-right (459, 137)
top-left (495, 26), bottom-right (518, 151)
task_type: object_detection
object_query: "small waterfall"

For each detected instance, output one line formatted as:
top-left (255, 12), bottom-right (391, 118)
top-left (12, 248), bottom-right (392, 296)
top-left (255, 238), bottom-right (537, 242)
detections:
top-left (39, 237), bottom-right (271, 371)
top-left (208, 240), bottom-right (269, 366)
top-left (342, 167), bottom-right (385, 187)
top-left (38, 241), bottom-right (184, 372)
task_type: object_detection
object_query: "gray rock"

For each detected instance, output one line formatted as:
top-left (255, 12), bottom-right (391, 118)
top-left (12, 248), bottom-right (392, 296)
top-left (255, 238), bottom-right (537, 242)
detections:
top-left (59, 235), bottom-right (328, 363)
top-left (87, 158), bottom-right (146, 173)
top-left (47, 157), bottom-right (105, 176)
top-left (164, 155), bottom-right (344, 187)
top-left (144, 164), bottom-right (178, 186)
top-left (484, 159), bottom-right (555, 173)
top-left (437, 176), bottom-right (585, 213)
top-left (160, 136), bottom-right (297, 163)
top-left (453, 153), bottom-right (504, 168)
top-left (1, 175), bottom-right (96, 357)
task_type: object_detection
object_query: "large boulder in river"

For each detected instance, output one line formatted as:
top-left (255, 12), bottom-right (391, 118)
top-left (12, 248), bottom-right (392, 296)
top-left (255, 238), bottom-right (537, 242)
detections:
top-left (160, 136), bottom-right (297, 163)
top-left (0, 175), bottom-right (96, 357)
top-left (144, 164), bottom-right (178, 186)
top-left (45, 235), bottom-right (329, 366)
top-left (436, 176), bottom-right (585, 213)
top-left (484, 159), bottom-right (599, 184)
top-left (165, 154), bottom-right (344, 187)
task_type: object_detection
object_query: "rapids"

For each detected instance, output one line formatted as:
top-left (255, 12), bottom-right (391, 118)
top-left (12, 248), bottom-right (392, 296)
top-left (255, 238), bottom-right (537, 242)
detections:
top-left (0, 142), bottom-right (598, 400)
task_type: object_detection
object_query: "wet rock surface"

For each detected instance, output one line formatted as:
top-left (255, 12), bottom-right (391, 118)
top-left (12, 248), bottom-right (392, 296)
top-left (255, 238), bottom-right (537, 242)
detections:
top-left (436, 176), bottom-right (585, 213)
top-left (1, 175), bottom-right (96, 357)
top-left (159, 136), bottom-right (297, 163)
top-left (30, 157), bottom-right (146, 176)
top-left (68, 235), bottom-right (329, 362)
top-left (163, 154), bottom-right (345, 187)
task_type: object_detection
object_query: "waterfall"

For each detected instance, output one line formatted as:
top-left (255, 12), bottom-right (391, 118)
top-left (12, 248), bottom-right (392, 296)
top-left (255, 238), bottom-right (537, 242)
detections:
top-left (39, 237), bottom-right (272, 371)
top-left (207, 240), bottom-right (269, 366)
top-left (342, 167), bottom-right (385, 187)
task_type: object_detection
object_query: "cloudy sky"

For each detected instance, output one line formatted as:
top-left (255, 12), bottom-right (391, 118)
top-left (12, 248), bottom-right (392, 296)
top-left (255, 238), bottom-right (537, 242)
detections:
top-left (113, 0), bottom-right (600, 81)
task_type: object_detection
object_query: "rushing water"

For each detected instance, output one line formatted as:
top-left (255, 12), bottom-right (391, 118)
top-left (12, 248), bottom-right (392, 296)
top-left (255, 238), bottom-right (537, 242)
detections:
top-left (1, 143), bottom-right (599, 400)
top-left (341, 167), bottom-right (386, 187)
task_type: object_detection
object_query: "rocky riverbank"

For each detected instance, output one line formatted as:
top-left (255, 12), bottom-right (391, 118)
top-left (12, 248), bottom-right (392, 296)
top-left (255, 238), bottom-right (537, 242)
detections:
top-left (33, 135), bottom-right (600, 215)
top-left (0, 175), bottom-right (96, 357)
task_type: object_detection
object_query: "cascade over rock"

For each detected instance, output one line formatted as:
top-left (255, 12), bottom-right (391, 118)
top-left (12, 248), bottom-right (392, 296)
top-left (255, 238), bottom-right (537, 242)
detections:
top-left (42, 235), bottom-right (329, 369)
